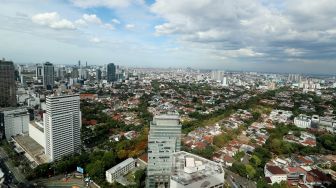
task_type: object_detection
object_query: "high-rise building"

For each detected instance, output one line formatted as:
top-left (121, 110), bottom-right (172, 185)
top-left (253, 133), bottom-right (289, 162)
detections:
top-left (170, 151), bottom-right (225, 188)
top-left (96, 68), bottom-right (102, 81)
top-left (0, 60), bottom-right (17, 107)
top-left (42, 62), bottom-right (54, 90)
top-left (107, 63), bottom-right (116, 82)
top-left (147, 114), bottom-right (182, 188)
top-left (36, 64), bottom-right (43, 80)
top-left (0, 108), bottom-right (29, 140)
top-left (44, 94), bottom-right (81, 162)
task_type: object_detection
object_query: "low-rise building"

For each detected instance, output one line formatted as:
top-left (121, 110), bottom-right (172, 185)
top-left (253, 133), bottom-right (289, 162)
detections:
top-left (106, 158), bottom-right (136, 183)
top-left (294, 114), bottom-right (311, 129)
top-left (264, 165), bottom-right (287, 184)
top-left (0, 108), bottom-right (29, 140)
top-left (170, 151), bottom-right (225, 188)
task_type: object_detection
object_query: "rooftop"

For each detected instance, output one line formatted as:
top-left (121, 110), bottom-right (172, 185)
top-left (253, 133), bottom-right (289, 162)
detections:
top-left (171, 151), bottom-right (223, 185)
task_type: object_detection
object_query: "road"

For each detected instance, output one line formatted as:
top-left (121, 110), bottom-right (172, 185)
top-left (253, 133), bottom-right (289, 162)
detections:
top-left (224, 168), bottom-right (257, 188)
top-left (0, 147), bottom-right (27, 185)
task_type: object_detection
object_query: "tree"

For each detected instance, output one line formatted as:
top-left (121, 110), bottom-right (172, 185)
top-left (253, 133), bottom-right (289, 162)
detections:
top-left (86, 160), bottom-right (105, 179)
top-left (245, 164), bottom-right (256, 179)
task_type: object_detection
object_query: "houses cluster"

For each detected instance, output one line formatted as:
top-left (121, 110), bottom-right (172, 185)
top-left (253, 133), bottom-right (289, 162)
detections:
top-left (109, 130), bottom-right (139, 142)
top-left (183, 125), bottom-right (222, 149)
top-left (220, 109), bottom-right (253, 129)
top-left (283, 131), bottom-right (317, 147)
top-left (267, 110), bottom-right (293, 124)
top-left (264, 155), bottom-right (336, 187)
top-left (246, 122), bottom-right (273, 146)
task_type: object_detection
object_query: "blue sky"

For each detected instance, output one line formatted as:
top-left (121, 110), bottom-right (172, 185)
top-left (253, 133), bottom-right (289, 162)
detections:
top-left (0, 0), bottom-right (336, 74)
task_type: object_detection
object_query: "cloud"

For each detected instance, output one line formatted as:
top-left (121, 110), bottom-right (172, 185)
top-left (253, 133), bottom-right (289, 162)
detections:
top-left (82, 14), bottom-right (102, 24)
top-left (74, 19), bottom-right (87, 27)
top-left (90, 37), bottom-right (101, 43)
top-left (150, 0), bottom-right (336, 63)
top-left (32, 12), bottom-right (76, 30)
top-left (125, 24), bottom-right (135, 30)
top-left (112, 18), bottom-right (121, 24)
top-left (71, 0), bottom-right (136, 8)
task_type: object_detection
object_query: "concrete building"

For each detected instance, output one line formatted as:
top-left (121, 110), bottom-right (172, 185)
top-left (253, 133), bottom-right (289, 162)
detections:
top-left (311, 115), bottom-right (319, 129)
top-left (42, 62), bottom-right (54, 90)
top-left (319, 116), bottom-right (336, 133)
top-left (96, 68), bottom-right (102, 81)
top-left (107, 63), bottom-right (116, 82)
top-left (29, 121), bottom-right (45, 148)
top-left (44, 94), bottom-right (81, 161)
top-left (294, 114), bottom-right (311, 129)
top-left (35, 64), bottom-right (43, 80)
top-left (0, 60), bottom-right (17, 107)
top-left (0, 108), bottom-right (29, 140)
top-left (170, 151), bottom-right (225, 188)
top-left (106, 158), bottom-right (136, 183)
top-left (147, 114), bottom-right (182, 188)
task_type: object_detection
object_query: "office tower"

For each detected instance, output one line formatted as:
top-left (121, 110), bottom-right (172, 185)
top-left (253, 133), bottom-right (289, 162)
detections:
top-left (170, 151), bottom-right (225, 188)
top-left (96, 68), bottom-right (102, 81)
top-left (222, 77), bottom-right (228, 87)
top-left (0, 60), bottom-right (17, 107)
top-left (147, 114), bottom-right (182, 188)
top-left (42, 62), bottom-right (54, 90)
top-left (36, 64), bottom-right (43, 79)
top-left (107, 63), bottom-right (116, 82)
top-left (0, 108), bottom-right (29, 140)
top-left (44, 94), bottom-right (81, 161)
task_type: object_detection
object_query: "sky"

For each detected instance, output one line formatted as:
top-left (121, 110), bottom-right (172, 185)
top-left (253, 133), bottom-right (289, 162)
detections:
top-left (0, 0), bottom-right (335, 74)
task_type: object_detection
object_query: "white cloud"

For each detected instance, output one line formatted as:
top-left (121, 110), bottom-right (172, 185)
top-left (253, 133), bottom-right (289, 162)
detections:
top-left (71, 0), bottom-right (136, 8)
top-left (74, 19), bottom-right (87, 27)
top-left (82, 14), bottom-right (102, 24)
top-left (112, 18), bottom-right (121, 24)
top-left (90, 37), bottom-right (101, 43)
top-left (284, 48), bottom-right (305, 56)
top-left (103, 23), bottom-right (115, 30)
top-left (32, 12), bottom-right (76, 30)
top-left (125, 24), bottom-right (135, 30)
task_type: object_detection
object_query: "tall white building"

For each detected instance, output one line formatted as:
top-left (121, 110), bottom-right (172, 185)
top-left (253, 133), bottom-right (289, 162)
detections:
top-left (147, 114), bottom-right (182, 188)
top-left (170, 151), bottom-right (225, 188)
top-left (0, 108), bottom-right (29, 140)
top-left (44, 94), bottom-right (81, 162)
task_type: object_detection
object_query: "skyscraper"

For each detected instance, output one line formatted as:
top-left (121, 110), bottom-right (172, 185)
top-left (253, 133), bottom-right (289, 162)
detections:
top-left (36, 64), bottom-right (43, 80)
top-left (0, 60), bottom-right (17, 107)
top-left (107, 63), bottom-right (116, 82)
top-left (96, 68), bottom-right (102, 81)
top-left (42, 62), bottom-right (54, 90)
top-left (44, 94), bottom-right (81, 162)
top-left (147, 114), bottom-right (182, 188)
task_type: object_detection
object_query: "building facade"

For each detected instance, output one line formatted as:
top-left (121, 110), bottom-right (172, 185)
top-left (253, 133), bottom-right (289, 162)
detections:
top-left (147, 114), bottom-right (182, 188)
top-left (0, 108), bottom-right (29, 140)
top-left (44, 94), bottom-right (81, 161)
top-left (106, 158), bottom-right (136, 183)
top-left (42, 62), bottom-right (54, 90)
top-left (294, 114), bottom-right (311, 129)
top-left (0, 60), bottom-right (17, 107)
top-left (107, 63), bottom-right (116, 82)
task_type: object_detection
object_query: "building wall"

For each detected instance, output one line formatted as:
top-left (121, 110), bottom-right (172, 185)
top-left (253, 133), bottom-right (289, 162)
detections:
top-left (29, 123), bottom-right (45, 148)
top-left (44, 95), bottom-right (81, 161)
top-left (3, 109), bottom-right (29, 140)
top-left (147, 115), bottom-right (182, 188)
top-left (106, 159), bottom-right (136, 183)
top-left (0, 60), bottom-right (17, 107)
top-left (170, 173), bottom-right (225, 188)
top-left (294, 118), bottom-right (311, 129)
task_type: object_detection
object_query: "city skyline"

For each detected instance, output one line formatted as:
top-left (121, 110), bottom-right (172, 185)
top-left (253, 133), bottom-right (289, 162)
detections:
top-left (1, 0), bottom-right (336, 74)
